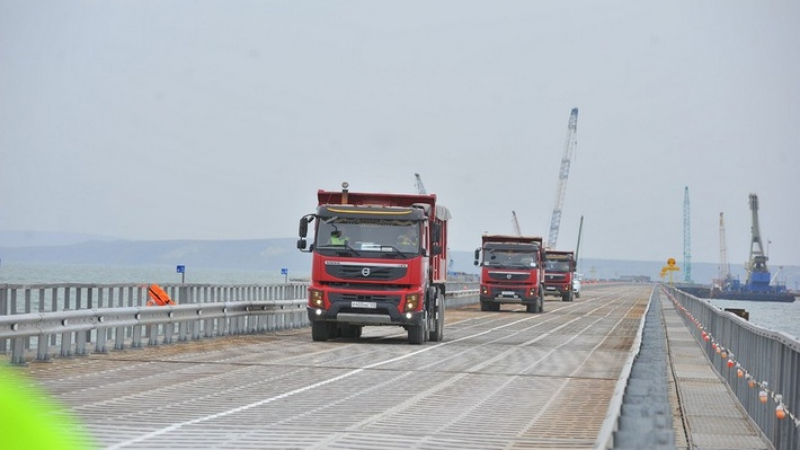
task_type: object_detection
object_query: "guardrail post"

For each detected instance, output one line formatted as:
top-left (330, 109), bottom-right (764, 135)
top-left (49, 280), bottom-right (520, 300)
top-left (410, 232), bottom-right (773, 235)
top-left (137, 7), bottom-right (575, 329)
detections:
top-left (36, 335), bottom-right (51, 362)
top-left (95, 327), bottom-right (108, 354)
top-left (132, 325), bottom-right (143, 348)
top-left (60, 330), bottom-right (72, 357)
top-left (11, 338), bottom-right (25, 365)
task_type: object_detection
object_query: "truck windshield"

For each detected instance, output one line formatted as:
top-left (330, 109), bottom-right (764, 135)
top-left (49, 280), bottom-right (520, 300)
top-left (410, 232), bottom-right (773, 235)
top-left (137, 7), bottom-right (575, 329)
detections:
top-left (483, 248), bottom-right (538, 268)
top-left (545, 259), bottom-right (571, 272)
top-left (315, 217), bottom-right (420, 257)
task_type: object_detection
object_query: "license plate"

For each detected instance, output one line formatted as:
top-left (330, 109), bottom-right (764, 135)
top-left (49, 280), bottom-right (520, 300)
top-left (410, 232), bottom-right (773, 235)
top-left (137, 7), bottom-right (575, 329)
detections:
top-left (351, 301), bottom-right (376, 309)
top-left (501, 291), bottom-right (516, 296)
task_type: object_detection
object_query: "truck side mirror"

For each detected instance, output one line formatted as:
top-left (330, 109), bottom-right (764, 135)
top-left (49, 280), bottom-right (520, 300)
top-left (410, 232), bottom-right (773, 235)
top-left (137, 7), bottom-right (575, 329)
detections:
top-left (297, 238), bottom-right (307, 250)
top-left (431, 222), bottom-right (441, 244)
top-left (432, 244), bottom-right (442, 256)
top-left (298, 215), bottom-right (314, 238)
top-left (473, 248), bottom-right (480, 265)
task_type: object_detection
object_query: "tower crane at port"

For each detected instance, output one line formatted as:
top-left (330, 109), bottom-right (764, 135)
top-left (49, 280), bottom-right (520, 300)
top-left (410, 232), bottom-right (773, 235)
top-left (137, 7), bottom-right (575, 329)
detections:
top-left (414, 173), bottom-right (427, 194)
top-left (718, 212), bottom-right (731, 281)
top-left (547, 108), bottom-right (578, 249)
top-left (745, 193), bottom-right (770, 291)
top-left (512, 211), bottom-right (522, 236)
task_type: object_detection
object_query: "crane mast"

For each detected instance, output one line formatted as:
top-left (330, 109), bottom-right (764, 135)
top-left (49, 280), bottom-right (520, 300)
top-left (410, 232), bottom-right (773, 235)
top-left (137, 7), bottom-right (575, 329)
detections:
top-left (414, 173), bottom-right (427, 194)
top-left (746, 193), bottom-right (769, 286)
top-left (512, 211), bottom-right (522, 236)
top-left (683, 186), bottom-right (692, 282)
top-left (547, 107), bottom-right (579, 249)
top-left (718, 212), bottom-right (730, 280)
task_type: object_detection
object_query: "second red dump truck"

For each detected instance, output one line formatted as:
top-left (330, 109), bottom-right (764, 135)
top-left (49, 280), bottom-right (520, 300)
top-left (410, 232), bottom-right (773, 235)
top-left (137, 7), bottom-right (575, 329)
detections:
top-left (297, 182), bottom-right (451, 345)
top-left (543, 250), bottom-right (577, 302)
top-left (474, 235), bottom-right (545, 313)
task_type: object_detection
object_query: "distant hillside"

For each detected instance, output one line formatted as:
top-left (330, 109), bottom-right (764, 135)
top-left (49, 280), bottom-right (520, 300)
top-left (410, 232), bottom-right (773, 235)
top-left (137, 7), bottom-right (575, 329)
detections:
top-left (0, 230), bottom-right (119, 247)
top-left (1, 231), bottom-right (797, 287)
top-left (0, 238), bottom-right (310, 273)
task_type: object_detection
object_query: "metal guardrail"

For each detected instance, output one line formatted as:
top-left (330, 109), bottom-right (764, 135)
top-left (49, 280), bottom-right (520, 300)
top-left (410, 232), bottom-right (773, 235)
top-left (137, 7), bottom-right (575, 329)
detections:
top-left (0, 300), bottom-right (308, 365)
top-left (0, 283), bottom-right (479, 365)
top-left (665, 285), bottom-right (800, 450)
top-left (0, 282), bottom-right (478, 314)
top-left (0, 282), bottom-right (311, 313)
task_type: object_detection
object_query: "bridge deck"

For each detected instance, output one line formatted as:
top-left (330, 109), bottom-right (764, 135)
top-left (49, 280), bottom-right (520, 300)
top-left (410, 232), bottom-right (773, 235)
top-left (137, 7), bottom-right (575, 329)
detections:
top-left (16, 284), bottom-right (772, 449)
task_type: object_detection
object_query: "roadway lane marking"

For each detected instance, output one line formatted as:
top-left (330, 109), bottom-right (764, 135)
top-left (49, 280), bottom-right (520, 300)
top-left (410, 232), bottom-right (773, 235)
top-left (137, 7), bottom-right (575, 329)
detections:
top-left (108, 287), bottom-right (630, 449)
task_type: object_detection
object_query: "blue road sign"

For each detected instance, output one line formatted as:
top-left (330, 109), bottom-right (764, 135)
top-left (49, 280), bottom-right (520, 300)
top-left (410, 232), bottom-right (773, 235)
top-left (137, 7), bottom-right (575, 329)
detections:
top-left (281, 268), bottom-right (288, 275)
top-left (176, 265), bottom-right (186, 274)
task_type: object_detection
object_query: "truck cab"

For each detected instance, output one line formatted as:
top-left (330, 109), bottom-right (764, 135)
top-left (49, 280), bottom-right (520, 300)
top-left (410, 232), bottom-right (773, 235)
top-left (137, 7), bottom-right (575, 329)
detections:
top-left (543, 250), bottom-right (576, 302)
top-left (474, 235), bottom-right (544, 313)
top-left (298, 183), bottom-right (450, 345)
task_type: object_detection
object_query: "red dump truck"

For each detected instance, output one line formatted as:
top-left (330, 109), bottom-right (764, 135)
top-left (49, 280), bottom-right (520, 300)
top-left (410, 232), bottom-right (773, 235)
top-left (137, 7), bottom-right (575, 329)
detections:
top-left (297, 182), bottom-right (451, 344)
top-left (474, 235), bottom-right (544, 313)
top-left (543, 250), bottom-right (577, 302)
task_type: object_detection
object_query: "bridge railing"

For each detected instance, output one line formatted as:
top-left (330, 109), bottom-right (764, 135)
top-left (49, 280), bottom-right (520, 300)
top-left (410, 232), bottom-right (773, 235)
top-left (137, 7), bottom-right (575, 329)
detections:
top-left (665, 285), bottom-right (800, 450)
top-left (0, 282), bottom-right (479, 364)
top-left (0, 281), bottom-right (478, 314)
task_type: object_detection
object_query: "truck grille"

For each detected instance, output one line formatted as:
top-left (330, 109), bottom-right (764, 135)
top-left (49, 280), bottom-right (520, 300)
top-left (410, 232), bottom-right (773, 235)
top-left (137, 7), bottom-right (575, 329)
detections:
top-left (326, 264), bottom-right (407, 281)
top-left (328, 293), bottom-right (401, 306)
top-left (546, 274), bottom-right (567, 282)
top-left (488, 272), bottom-right (530, 282)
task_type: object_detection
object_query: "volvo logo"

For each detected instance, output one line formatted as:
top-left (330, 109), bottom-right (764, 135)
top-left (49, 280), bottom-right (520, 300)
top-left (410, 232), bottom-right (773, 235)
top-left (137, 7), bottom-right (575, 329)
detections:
top-left (361, 267), bottom-right (371, 277)
top-left (507, 274), bottom-right (512, 279)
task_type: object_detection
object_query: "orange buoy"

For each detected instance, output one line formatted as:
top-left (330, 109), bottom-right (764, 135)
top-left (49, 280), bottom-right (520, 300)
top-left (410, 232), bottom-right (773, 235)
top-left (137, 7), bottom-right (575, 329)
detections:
top-left (147, 284), bottom-right (176, 306)
top-left (776, 405), bottom-right (786, 419)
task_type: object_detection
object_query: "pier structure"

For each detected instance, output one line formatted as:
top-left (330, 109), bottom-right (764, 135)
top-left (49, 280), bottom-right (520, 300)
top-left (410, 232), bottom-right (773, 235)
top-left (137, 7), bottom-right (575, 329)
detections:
top-left (1, 282), bottom-right (794, 449)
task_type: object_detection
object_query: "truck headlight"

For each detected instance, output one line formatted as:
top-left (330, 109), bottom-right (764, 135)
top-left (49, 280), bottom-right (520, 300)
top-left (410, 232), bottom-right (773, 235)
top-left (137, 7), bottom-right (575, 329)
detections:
top-left (309, 289), bottom-right (324, 307)
top-left (481, 285), bottom-right (489, 295)
top-left (404, 293), bottom-right (420, 312)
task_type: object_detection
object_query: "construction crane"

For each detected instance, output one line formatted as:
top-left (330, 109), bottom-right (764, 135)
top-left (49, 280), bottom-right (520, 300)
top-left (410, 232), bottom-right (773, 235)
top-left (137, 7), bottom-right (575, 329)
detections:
top-left (547, 107), bottom-right (578, 249)
top-left (575, 215), bottom-right (584, 267)
top-left (718, 212), bottom-right (730, 281)
top-left (745, 193), bottom-right (770, 290)
top-left (683, 186), bottom-right (692, 282)
top-left (414, 173), bottom-right (427, 194)
top-left (511, 211), bottom-right (522, 236)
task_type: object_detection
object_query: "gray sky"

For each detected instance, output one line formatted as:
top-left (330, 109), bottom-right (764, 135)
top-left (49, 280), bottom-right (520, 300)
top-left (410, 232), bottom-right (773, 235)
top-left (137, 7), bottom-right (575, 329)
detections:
top-left (2, 1), bottom-right (799, 266)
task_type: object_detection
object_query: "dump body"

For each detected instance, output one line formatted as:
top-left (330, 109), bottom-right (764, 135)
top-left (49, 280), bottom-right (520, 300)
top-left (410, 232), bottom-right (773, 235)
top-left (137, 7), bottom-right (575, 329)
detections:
top-left (474, 235), bottom-right (544, 313)
top-left (543, 250), bottom-right (576, 302)
top-left (298, 187), bottom-right (450, 344)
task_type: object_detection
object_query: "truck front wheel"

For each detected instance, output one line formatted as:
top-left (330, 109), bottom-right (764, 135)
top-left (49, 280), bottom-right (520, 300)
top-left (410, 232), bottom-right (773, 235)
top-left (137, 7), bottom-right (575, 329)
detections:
top-left (408, 319), bottom-right (428, 345)
top-left (312, 322), bottom-right (332, 341)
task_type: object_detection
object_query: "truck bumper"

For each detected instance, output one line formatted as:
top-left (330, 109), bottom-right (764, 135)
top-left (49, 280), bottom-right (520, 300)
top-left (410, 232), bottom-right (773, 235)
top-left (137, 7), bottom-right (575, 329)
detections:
top-left (307, 306), bottom-right (425, 327)
top-left (543, 284), bottom-right (571, 296)
top-left (479, 284), bottom-right (537, 304)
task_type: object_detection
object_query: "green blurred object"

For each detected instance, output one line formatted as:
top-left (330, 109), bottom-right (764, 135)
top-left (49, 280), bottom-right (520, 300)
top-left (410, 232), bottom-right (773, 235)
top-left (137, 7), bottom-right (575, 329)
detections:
top-left (0, 366), bottom-right (96, 450)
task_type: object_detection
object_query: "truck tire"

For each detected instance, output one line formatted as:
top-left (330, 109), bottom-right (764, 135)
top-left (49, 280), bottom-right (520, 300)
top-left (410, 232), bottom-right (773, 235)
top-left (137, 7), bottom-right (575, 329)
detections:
top-left (482, 301), bottom-right (499, 312)
top-left (526, 302), bottom-right (537, 313)
top-left (311, 322), bottom-right (331, 341)
top-left (429, 289), bottom-right (444, 342)
top-left (562, 291), bottom-right (573, 302)
top-left (340, 325), bottom-right (362, 339)
top-left (408, 319), bottom-right (428, 345)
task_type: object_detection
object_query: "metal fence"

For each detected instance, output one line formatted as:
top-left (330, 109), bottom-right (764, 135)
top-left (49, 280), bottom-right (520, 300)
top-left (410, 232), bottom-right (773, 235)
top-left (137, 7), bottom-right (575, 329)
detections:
top-left (0, 281), bottom-right (479, 365)
top-left (666, 285), bottom-right (800, 450)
